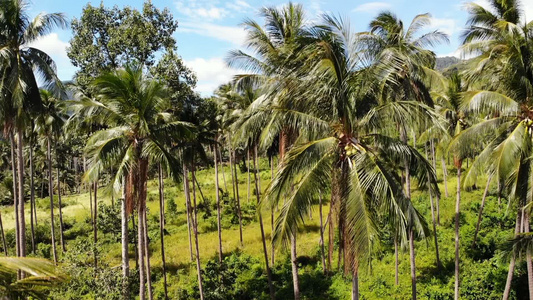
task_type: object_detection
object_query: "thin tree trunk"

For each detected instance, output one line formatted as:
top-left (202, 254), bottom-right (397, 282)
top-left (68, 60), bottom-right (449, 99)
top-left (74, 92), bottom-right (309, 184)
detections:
top-left (191, 163), bottom-right (205, 300)
top-left (318, 190), bottom-right (326, 274)
top-left (94, 181), bottom-right (98, 269)
top-left (138, 205), bottom-right (146, 300)
top-left (291, 233), bottom-right (300, 300)
top-left (10, 134), bottom-right (19, 259)
top-left (472, 174), bottom-right (493, 248)
top-left (214, 142), bottom-right (223, 262)
top-left (270, 156), bottom-right (275, 265)
top-left (132, 212), bottom-right (138, 270)
top-left (394, 236), bottom-right (399, 285)
top-left (252, 146), bottom-right (275, 300)
top-left (409, 228), bottom-right (416, 300)
top-left (441, 157), bottom-right (448, 199)
top-left (247, 149), bottom-right (251, 203)
top-left (218, 146), bottom-right (227, 192)
top-left (121, 175), bottom-right (130, 299)
top-left (351, 268), bottom-right (359, 300)
top-left (429, 189), bottom-right (441, 269)
top-left (524, 212), bottom-right (533, 300)
top-left (57, 158), bottom-right (66, 252)
top-left (503, 209), bottom-right (522, 300)
top-left (183, 164), bottom-right (193, 262)
top-left (29, 145), bottom-right (35, 254)
top-left (47, 138), bottom-right (57, 264)
top-left (454, 165), bottom-right (461, 300)
top-left (143, 209), bottom-right (153, 300)
top-left (0, 211), bottom-right (6, 256)
top-left (233, 151), bottom-right (243, 246)
top-left (158, 164), bottom-right (168, 299)
top-left (16, 128), bottom-right (26, 259)
top-left (137, 157), bottom-right (149, 300)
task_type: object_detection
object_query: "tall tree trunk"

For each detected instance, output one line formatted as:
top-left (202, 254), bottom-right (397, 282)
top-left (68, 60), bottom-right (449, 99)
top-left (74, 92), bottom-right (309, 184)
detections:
top-left (394, 236), bottom-right (399, 285)
top-left (247, 149), bottom-right (251, 203)
top-left (183, 164), bottom-right (193, 262)
top-left (218, 146), bottom-right (227, 192)
top-left (138, 205), bottom-right (146, 300)
top-left (233, 151), bottom-right (243, 246)
top-left (16, 128), bottom-right (25, 259)
top-left (143, 209), bottom-right (153, 300)
top-left (252, 146), bottom-right (275, 300)
top-left (291, 233), bottom-right (300, 300)
top-left (409, 228), bottom-right (416, 300)
top-left (429, 189), bottom-right (441, 269)
top-left (57, 158), bottom-right (66, 252)
top-left (270, 156), bottom-right (275, 265)
top-left (524, 212), bottom-right (533, 300)
top-left (93, 181), bottom-right (98, 269)
top-left (430, 142), bottom-right (440, 224)
top-left (47, 138), bottom-right (57, 264)
top-left (137, 158), bottom-right (149, 300)
top-left (10, 133), bottom-right (19, 259)
top-left (454, 164), bottom-right (462, 300)
top-left (191, 163), bottom-right (205, 300)
top-left (319, 191), bottom-right (326, 274)
top-left (121, 175), bottom-right (130, 299)
top-left (441, 157), bottom-right (448, 199)
top-left (132, 212), bottom-right (138, 270)
top-left (472, 174), bottom-right (493, 248)
top-left (29, 145), bottom-right (35, 254)
top-left (351, 268), bottom-right (359, 300)
top-left (503, 209), bottom-right (522, 300)
top-left (214, 142), bottom-right (223, 262)
top-left (158, 164), bottom-right (168, 299)
top-left (0, 211), bottom-right (6, 256)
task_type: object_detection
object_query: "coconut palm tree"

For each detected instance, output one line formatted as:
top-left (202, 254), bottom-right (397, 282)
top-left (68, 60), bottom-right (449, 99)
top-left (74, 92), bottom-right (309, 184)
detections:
top-left (261, 15), bottom-right (436, 300)
top-left (72, 64), bottom-right (192, 300)
top-left (451, 0), bottom-right (533, 298)
top-left (0, 0), bottom-right (67, 262)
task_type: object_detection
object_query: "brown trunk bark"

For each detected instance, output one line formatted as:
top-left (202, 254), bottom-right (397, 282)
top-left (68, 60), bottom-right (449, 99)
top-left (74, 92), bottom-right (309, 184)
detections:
top-left (214, 142), bottom-right (223, 262)
top-left (158, 164), bottom-right (168, 300)
top-left (191, 164), bottom-right (205, 300)
top-left (454, 166), bottom-right (461, 300)
top-left (47, 138), bottom-right (57, 264)
top-left (472, 174), bottom-right (493, 248)
top-left (253, 145), bottom-right (275, 300)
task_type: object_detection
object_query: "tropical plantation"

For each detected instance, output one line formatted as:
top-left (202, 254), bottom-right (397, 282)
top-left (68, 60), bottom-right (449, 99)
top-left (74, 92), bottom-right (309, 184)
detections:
top-left (1, 0), bottom-right (533, 299)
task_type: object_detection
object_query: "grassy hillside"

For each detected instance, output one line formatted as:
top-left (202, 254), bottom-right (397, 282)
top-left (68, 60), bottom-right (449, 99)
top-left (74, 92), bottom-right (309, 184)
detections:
top-left (2, 157), bottom-right (523, 299)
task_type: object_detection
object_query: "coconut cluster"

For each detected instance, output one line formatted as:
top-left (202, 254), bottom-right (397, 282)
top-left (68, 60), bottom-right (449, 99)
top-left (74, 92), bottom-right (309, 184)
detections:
top-left (344, 143), bottom-right (364, 156)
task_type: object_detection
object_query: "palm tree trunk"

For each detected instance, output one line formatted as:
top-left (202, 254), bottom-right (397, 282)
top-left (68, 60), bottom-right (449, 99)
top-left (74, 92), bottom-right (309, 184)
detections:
top-left (29, 145), bottom-right (35, 254)
top-left (183, 164), bottom-right (193, 262)
top-left (472, 174), bottom-right (493, 248)
top-left (429, 189), bottom-right (441, 269)
top-left (233, 151), bottom-right (243, 246)
top-left (252, 146), bottom-right (275, 300)
top-left (191, 163), bottom-right (205, 300)
top-left (132, 212), bottom-right (138, 270)
top-left (394, 236), bottom-right (399, 285)
top-left (247, 149), bottom-right (251, 203)
top-left (16, 128), bottom-right (26, 259)
top-left (47, 138), bottom-right (57, 264)
top-left (143, 208), bottom-right (153, 300)
top-left (409, 228), bottom-right (416, 300)
top-left (121, 175), bottom-right (130, 299)
top-left (441, 157), bottom-right (448, 199)
top-left (10, 133), bottom-right (19, 258)
top-left (270, 156), bottom-right (275, 265)
top-left (291, 232), bottom-right (300, 300)
top-left (319, 190), bottom-right (326, 273)
top-left (158, 164), bottom-right (168, 299)
top-left (218, 146), bottom-right (227, 192)
top-left (454, 165), bottom-right (461, 300)
top-left (0, 210), bottom-right (6, 256)
top-left (57, 158), bottom-right (66, 252)
top-left (503, 209), bottom-right (522, 300)
top-left (214, 142), bottom-right (223, 262)
top-left (94, 181), bottom-right (98, 269)
top-left (351, 268), bottom-right (359, 300)
top-left (137, 157), bottom-right (149, 300)
top-left (524, 212), bottom-right (533, 300)
top-left (138, 205), bottom-right (146, 300)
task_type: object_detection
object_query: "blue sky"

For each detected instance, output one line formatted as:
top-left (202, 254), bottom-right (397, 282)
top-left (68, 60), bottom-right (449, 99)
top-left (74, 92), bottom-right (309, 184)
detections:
top-left (26, 0), bottom-right (533, 96)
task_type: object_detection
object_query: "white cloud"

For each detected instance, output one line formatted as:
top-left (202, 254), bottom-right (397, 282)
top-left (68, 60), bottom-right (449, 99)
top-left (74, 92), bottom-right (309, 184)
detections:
top-left (470, 0), bottom-right (532, 22)
top-left (353, 2), bottom-right (392, 13)
top-left (429, 17), bottom-right (458, 36)
top-left (226, 0), bottom-right (251, 13)
top-left (184, 57), bottom-right (242, 96)
top-left (24, 33), bottom-right (76, 81)
top-left (179, 22), bottom-right (247, 47)
top-left (175, 0), bottom-right (229, 20)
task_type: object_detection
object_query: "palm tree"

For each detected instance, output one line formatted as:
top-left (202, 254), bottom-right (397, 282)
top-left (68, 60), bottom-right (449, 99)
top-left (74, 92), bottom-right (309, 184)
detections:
top-left (0, 0), bottom-right (67, 262)
top-left (260, 15), bottom-right (436, 300)
top-left (73, 64), bottom-right (192, 300)
top-left (452, 0), bottom-right (533, 298)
